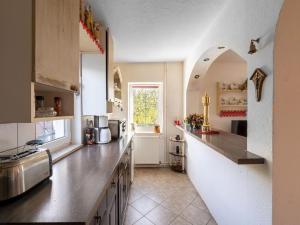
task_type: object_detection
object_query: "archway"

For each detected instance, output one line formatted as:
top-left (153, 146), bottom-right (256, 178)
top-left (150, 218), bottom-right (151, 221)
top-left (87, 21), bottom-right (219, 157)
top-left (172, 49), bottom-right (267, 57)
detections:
top-left (186, 48), bottom-right (247, 132)
top-left (274, 0), bottom-right (300, 224)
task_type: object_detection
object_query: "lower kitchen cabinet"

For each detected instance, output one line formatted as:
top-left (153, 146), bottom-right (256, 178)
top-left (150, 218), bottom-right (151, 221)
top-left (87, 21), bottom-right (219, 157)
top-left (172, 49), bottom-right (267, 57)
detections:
top-left (118, 147), bottom-right (131, 225)
top-left (89, 144), bottom-right (132, 225)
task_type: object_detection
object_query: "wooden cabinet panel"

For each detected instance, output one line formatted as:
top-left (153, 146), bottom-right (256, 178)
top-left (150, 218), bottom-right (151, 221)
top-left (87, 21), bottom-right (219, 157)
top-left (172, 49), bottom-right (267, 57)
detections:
top-left (0, 0), bottom-right (33, 123)
top-left (35, 0), bottom-right (80, 91)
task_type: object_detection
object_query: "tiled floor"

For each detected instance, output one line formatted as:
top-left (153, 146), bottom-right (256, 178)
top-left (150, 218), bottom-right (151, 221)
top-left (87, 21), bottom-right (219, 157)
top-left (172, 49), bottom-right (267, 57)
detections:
top-left (125, 168), bottom-right (217, 225)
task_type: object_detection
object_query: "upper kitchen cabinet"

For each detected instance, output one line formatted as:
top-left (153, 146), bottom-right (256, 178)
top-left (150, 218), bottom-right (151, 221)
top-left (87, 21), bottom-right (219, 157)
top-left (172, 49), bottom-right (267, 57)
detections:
top-left (0, 0), bottom-right (79, 123)
top-left (81, 53), bottom-right (107, 116)
top-left (35, 0), bottom-right (80, 91)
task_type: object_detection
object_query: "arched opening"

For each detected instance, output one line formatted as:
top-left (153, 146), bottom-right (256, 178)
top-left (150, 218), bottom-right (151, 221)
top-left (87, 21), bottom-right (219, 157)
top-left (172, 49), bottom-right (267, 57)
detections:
top-left (274, 0), bottom-right (300, 224)
top-left (186, 48), bottom-right (247, 133)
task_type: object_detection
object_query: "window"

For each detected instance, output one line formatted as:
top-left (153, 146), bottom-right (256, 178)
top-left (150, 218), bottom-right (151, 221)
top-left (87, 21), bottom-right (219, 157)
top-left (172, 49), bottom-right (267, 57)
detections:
top-left (129, 83), bottom-right (163, 132)
top-left (36, 120), bottom-right (66, 143)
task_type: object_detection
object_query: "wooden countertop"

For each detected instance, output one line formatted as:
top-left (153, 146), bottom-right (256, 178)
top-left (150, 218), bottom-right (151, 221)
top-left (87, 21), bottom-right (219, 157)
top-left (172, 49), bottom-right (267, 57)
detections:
top-left (0, 134), bottom-right (133, 224)
top-left (177, 125), bottom-right (265, 164)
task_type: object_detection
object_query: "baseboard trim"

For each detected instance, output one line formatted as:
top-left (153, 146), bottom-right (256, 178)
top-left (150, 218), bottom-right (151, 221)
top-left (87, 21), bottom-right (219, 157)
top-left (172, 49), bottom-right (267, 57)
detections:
top-left (135, 163), bottom-right (169, 168)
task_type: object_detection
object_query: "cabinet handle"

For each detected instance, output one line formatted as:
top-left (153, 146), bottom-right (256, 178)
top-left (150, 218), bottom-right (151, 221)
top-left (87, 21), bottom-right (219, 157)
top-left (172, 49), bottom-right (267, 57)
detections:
top-left (111, 181), bottom-right (116, 187)
top-left (94, 215), bottom-right (102, 224)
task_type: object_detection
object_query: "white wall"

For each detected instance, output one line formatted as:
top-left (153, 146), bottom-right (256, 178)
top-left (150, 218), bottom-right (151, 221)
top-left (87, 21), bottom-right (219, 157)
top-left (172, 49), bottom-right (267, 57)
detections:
top-left (187, 59), bottom-right (247, 132)
top-left (111, 62), bottom-right (183, 164)
top-left (183, 0), bottom-right (284, 225)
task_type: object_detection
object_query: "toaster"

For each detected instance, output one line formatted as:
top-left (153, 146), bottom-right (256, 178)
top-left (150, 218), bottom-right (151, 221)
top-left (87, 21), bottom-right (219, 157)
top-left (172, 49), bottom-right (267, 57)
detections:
top-left (0, 148), bottom-right (52, 201)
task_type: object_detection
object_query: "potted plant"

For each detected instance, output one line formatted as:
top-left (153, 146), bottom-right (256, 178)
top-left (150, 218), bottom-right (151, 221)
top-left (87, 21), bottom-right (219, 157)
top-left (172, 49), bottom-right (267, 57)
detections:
top-left (185, 113), bottom-right (204, 130)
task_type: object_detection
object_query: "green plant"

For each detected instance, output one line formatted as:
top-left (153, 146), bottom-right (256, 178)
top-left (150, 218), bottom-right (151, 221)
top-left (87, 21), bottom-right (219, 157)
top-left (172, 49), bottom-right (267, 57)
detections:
top-left (185, 113), bottom-right (204, 129)
top-left (133, 88), bottom-right (159, 125)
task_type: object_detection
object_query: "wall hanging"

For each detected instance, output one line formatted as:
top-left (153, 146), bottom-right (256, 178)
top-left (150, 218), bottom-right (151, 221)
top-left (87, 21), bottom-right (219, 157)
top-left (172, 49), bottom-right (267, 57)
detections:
top-left (248, 38), bottom-right (260, 54)
top-left (250, 68), bottom-right (267, 102)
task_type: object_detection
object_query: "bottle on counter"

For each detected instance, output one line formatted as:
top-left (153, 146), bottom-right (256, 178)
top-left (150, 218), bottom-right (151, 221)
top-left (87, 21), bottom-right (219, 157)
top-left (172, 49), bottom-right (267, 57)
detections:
top-left (54, 97), bottom-right (62, 116)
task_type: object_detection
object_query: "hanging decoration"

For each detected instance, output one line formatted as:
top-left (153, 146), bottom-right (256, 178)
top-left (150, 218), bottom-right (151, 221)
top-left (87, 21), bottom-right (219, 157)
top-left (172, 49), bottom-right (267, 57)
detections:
top-left (250, 68), bottom-right (267, 102)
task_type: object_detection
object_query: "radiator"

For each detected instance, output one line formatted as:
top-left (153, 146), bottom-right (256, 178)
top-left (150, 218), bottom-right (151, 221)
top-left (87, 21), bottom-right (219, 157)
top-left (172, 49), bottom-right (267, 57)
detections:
top-left (133, 135), bottom-right (160, 165)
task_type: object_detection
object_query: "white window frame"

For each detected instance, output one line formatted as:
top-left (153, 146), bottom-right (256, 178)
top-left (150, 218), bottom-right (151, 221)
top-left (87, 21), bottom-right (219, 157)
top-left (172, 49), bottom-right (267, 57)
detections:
top-left (128, 82), bottom-right (163, 133)
top-left (38, 119), bottom-right (71, 152)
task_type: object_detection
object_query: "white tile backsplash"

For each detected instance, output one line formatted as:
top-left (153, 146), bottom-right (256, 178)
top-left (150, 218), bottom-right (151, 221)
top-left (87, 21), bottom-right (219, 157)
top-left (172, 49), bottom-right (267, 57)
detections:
top-left (0, 123), bottom-right (18, 152)
top-left (0, 123), bottom-right (36, 153)
top-left (18, 123), bottom-right (36, 146)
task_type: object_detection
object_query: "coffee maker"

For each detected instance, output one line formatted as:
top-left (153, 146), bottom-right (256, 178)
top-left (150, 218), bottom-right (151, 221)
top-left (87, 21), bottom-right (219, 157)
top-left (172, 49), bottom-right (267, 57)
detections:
top-left (94, 116), bottom-right (111, 144)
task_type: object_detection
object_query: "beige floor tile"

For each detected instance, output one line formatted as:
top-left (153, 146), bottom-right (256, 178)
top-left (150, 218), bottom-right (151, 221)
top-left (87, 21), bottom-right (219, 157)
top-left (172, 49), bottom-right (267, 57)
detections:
top-left (129, 188), bottom-right (144, 204)
top-left (126, 168), bottom-right (214, 225)
top-left (191, 196), bottom-right (209, 212)
top-left (145, 205), bottom-right (177, 225)
top-left (160, 197), bottom-right (190, 214)
top-left (131, 196), bottom-right (159, 215)
top-left (182, 205), bottom-right (211, 225)
top-left (170, 216), bottom-right (192, 225)
top-left (146, 191), bottom-right (169, 204)
top-left (168, 191), bottom-right (197, 204)
top-left (207, 218), bottom-right (218, 225)
top-left (134, 217), bottom-right (154, 225)
top-left (124, 205), bottom-right (143, 225)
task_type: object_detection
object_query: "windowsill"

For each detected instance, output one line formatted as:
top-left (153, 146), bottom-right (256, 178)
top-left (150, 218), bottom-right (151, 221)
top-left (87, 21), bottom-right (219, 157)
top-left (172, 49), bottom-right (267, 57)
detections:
top-left (51, 144), bottom-right (83, 164)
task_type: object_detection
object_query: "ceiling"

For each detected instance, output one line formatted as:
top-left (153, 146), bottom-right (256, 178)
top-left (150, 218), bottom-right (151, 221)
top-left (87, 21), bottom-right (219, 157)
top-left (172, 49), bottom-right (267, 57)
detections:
top-left (88, 0), bottom-right (229, 62)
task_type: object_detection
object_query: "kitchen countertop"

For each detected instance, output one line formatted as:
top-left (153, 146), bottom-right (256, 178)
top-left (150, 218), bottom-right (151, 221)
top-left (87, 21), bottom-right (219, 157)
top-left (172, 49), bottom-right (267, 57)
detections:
top-left (0, 134), bottom-right (133, 224)
top-left (177, 125), bottom-right (265, 164)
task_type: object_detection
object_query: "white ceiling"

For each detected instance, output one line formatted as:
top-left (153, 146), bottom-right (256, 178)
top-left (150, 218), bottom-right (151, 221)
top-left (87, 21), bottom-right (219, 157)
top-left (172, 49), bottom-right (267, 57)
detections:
top-left (89, 0), bottom-right (229, 62)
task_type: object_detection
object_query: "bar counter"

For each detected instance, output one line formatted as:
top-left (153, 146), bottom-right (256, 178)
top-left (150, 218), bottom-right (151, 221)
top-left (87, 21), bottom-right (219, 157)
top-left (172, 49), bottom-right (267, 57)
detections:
top-left (177, 125), bottom-right (265, 164)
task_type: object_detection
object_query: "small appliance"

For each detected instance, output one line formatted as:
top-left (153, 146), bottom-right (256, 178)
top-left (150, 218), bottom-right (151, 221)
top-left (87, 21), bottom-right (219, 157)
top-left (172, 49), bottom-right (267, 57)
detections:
top-left (0, 146), bottom-right (52, 201)
top-left (108, 120), bottom-right (126, 140)
top-left (99, 127), bottom-right (111, 144)
top-left (96, 116), bottom-right (111, 144)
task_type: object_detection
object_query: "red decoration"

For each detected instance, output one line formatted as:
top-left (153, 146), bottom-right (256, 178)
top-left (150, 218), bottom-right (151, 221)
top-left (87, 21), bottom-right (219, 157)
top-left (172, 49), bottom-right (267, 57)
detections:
top-left (174, 119), bottom-right (181, 126)
top-left (220, 110), bottom-right (246, 117)
top-left (80, 20), bottom-right (105, 54)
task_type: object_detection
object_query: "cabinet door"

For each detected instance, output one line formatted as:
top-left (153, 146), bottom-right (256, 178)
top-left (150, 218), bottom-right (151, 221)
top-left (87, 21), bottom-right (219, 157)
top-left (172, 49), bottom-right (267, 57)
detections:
top-left (81, 53), bottom-right (107, 116)
top-left (35, 0), bottom-right (80, 91)
top-left (108, 192), bottom-right (118, 225)
top-left (118, 165), bottom-right (126, 225)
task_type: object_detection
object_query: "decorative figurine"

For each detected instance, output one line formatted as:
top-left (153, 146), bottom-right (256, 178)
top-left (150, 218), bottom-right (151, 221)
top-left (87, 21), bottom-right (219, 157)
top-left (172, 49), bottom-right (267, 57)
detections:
top-left (80, 0), bottom-right (85, 22)
top-left (84, 4), bottom-right (94, 32)
top-left (94, 22), bottom-right (101, 42)
top-left (250, 68), bottom-right (267, 102)
top-left (202, 93), bottom-right (211, 132)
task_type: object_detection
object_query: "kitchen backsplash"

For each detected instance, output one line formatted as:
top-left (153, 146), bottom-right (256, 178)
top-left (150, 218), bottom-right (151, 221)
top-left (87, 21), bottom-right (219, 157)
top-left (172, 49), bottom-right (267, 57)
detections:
top-left (0, 123), bottom-right (36, 153)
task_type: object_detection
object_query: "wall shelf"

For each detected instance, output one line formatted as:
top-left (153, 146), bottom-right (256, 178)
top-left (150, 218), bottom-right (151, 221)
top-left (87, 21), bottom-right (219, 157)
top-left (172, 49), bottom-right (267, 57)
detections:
top-left (216, 82), bottom-right (247, 117)
top-left (32, 82), bottom-right (75, 122)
